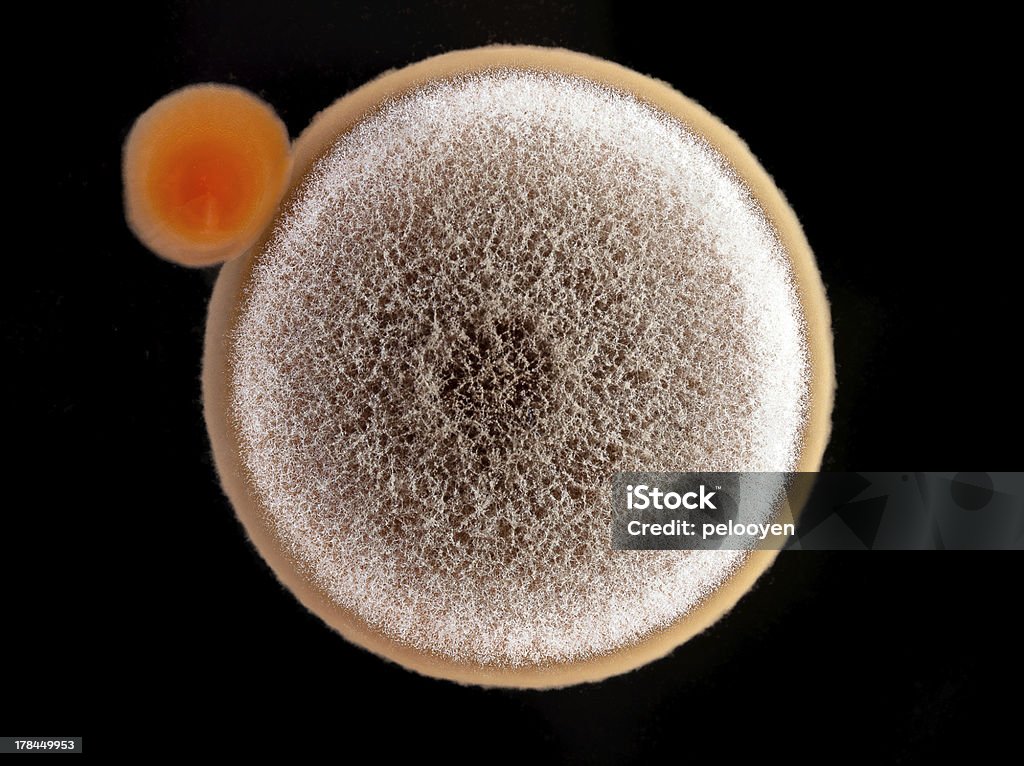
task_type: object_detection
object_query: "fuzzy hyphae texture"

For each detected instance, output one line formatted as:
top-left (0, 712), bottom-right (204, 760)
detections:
top-left (230, 70), bottom-right (808, 665)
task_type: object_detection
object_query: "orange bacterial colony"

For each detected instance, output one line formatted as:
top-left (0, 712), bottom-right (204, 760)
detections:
top-left (123, 84), bottom-right (291, 267)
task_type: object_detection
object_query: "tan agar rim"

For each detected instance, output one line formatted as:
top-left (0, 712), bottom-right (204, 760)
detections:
top-left (203, 45), bottom-right (835, 689)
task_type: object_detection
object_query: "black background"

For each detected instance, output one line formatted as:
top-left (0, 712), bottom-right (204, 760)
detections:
top-left (8, 1), bottom-right (1019, 761)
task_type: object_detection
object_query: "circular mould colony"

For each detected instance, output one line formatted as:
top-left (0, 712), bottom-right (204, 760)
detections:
top-left (204, 47), bottom-right (834, 687)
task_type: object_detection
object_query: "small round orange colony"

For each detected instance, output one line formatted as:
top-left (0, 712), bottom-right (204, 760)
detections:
top-left (123, 84), bottom-right (292, 267)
